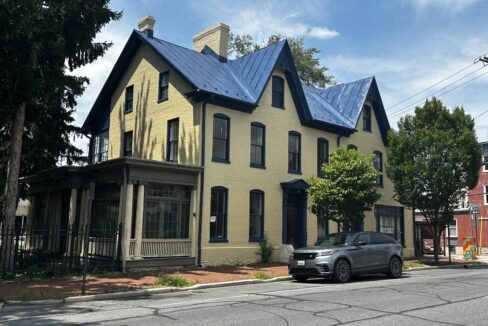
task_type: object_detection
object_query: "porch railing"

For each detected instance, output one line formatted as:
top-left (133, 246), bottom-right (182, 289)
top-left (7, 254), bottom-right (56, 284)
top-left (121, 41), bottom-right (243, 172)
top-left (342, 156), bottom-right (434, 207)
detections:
top-left (129, 239), bottom-right (192, 257)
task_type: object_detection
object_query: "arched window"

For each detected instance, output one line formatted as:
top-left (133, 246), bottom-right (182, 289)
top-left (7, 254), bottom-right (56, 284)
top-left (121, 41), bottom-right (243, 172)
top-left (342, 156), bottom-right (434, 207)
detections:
top-left (317, 138), bottom-right (329, 178)
top-left (347, 144), bottom-right (357, 151)
top-left (288, 131), bottom-right (301, 174)
top-left (250, 122), bottom-right (266, 168)
top-left (272, 76), bottom-right (285, 108)
top-left (363, 105), bottom-right (372, 132)
top-left (210, 186), bottom-right (228, 242)
top-left (212, 114), bottom-right (230, 163)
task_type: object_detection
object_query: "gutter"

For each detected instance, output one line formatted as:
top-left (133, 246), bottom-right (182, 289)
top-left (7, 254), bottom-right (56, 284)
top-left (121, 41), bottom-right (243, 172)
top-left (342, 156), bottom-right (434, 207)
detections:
top-left (197, 102), bottom-right (206, 267)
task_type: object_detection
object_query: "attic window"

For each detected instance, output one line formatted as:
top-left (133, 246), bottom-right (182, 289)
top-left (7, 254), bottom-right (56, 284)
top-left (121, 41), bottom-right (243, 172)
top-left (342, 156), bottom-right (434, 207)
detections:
top-left (159, 71), bottom-right (169, 102)
top-left (363, 105), bottom-right (372, 132)
top-left (272, 76), bottom-right (284, 108)
top-left (125, 85), bottom-right (134, 113)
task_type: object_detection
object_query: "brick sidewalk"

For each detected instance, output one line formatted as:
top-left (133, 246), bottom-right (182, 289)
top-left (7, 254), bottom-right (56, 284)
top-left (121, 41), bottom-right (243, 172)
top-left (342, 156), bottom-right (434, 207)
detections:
top-left (0, 264), bottom-right (289, 301)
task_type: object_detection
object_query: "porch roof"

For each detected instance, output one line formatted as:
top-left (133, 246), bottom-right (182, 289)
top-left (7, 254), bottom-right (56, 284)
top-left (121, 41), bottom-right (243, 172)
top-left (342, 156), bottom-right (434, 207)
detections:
top-left (22, 158), bottom-right (202, 193)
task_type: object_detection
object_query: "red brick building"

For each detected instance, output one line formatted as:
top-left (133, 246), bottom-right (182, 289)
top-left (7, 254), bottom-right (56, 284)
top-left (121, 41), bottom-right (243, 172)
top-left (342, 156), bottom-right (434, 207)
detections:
top-left (415, 141), bottom-right (488, 256)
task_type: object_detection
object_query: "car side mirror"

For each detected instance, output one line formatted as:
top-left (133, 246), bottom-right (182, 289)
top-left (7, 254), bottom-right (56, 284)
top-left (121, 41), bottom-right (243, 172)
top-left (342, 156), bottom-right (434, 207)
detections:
top-left (356, 241), bottom-right (367, 246)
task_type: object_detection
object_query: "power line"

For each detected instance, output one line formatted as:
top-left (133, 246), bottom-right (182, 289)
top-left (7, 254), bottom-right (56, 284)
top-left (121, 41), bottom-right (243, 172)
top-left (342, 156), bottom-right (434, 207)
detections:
top-left (388, 66), bottom-right (488, 118)
top-left (474, 108), bottom-right (488, 120)
top-left (387, 62), bottom-right (477, 110)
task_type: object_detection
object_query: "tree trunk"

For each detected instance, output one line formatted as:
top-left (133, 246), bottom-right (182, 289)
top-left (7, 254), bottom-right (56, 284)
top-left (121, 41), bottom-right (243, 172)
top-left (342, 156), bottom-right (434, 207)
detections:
top-left (1, 103), bottom-right (25, 272)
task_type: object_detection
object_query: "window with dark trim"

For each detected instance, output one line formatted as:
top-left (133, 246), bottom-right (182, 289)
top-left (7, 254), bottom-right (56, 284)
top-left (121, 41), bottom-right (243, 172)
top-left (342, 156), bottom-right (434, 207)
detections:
top-left (288, 131), bottom-right (301, 174)
top-left (249, 190), bottom-right (264, 241)
top-left (158, 71), bottom-right (169, 102)
top-left (212, 114), bottom-right (230, 163)
top-left (363, 105), bottom-right (372, 132)
top-left (210, 187), bottom-right (228, 242)
top-left (123, 131), bottom-right (133, 157)
top-left (166, 119), bottom-right (179, 162)
top-left (317, 138), bottom-right (329, 177)
top-left (250, 123), bottom-right (265, 168)
top-left (347, 144), bottom-right (358, 151)
top-left (374, 151), bottom-right (383, 186)
top-left (124, 85), bottom-right (134, 113)
top-left (375, 205), bottom-right (404, 245)
top-left (272, 76), bottom-right (284, 108)
top-left (91, 131), bottom-right (109, 164)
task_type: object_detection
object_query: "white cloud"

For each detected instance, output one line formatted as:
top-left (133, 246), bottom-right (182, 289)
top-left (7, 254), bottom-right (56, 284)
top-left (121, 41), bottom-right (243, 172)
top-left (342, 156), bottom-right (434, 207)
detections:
top-left (308, 26), bottom-right (339, 40)
top-left (408, 0), bottom-right (479, 14)
top-left (191, 0), bottom-right (338, 41)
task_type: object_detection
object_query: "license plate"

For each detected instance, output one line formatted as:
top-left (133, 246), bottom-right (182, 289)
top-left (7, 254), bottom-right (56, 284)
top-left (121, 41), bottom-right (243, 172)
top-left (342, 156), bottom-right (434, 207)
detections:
top-left (297, 260), bottom-right (305, 266)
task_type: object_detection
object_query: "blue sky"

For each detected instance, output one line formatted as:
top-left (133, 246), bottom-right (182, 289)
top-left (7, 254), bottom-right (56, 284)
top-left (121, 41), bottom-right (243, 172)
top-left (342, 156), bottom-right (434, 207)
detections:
top-left (73, 0), bottom-right (488, 151)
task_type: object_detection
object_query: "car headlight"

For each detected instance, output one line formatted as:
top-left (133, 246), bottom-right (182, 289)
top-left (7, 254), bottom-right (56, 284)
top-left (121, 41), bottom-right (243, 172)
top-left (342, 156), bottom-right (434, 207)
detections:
top-left (317, 250), bottom-right (334, 256)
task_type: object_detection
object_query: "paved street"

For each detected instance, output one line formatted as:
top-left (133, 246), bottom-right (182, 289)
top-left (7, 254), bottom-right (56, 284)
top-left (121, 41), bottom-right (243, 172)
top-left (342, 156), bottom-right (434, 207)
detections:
top-left (1, 266), bottom-right (488, 325)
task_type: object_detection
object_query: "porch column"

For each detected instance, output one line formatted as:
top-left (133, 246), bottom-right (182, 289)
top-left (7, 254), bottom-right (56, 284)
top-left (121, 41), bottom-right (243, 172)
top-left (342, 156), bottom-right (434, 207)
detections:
top-left (133, 184), bottom-right (145, 258)
top-left (123, 182), bottom-right (134, 260)
top-left (68, 188), bottom-right (78, 226)
top-left (66, 188), bottom-right (78, 256)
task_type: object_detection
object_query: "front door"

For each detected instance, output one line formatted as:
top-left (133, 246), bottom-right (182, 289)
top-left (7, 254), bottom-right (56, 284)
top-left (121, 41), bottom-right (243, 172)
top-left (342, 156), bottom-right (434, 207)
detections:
top-left (283, 192), bottom-right (306, 248)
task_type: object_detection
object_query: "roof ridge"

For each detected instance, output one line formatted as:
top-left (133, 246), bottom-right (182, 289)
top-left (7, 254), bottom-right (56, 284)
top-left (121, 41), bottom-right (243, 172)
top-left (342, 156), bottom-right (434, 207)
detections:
top-left (229, 40), bottom-right (286, 62)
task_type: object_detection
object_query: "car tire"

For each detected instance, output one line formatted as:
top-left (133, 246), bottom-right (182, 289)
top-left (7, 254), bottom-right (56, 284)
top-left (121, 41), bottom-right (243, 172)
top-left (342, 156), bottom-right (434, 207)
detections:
top-left (387, 256), bottom-right (403, 278)
top-left (333, 258), bottom-right (351, 283)
top-left (292, 275), bottom-right (308, 282)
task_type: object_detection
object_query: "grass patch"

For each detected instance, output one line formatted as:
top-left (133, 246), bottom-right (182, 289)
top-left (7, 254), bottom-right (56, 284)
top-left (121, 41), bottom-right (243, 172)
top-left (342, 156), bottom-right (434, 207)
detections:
top-left (0, 290), bottom-right (66, 302)
top-left (254, 271), bottom-right (271, 280)
top-left (403, 261), bottom-right (426, 270)
top-left (155, 272), bottom-right (192, 288)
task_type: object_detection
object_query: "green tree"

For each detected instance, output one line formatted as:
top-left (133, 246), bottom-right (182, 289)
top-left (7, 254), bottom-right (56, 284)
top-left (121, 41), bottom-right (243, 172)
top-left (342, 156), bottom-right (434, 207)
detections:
top-left (307, 147), bottom-right (381, 232)
top-left (386, 98), bottom-right (481, 264)
top-left (0, 0), bottom-right (121, 225)
top-left (229, 33), bottom-right (335, 88)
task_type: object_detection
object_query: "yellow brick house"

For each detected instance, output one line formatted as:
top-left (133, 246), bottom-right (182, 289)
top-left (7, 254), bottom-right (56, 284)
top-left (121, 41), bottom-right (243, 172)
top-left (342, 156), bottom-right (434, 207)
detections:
top-left (23, 16), bottom-right (413, 269)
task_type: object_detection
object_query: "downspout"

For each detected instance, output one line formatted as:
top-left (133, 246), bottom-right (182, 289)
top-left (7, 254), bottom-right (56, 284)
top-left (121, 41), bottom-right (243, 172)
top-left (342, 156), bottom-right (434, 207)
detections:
top-left (336, 135), bottom-right (342, 148)
top-left (197, 102), bottom-right (207, 267)
top-left (120, 164), bottom-right (128, 272)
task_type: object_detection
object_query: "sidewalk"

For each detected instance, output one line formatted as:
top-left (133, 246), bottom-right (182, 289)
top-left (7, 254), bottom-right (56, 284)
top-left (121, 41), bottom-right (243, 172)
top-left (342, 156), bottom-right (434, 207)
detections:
top-left (0, 264), bottom-right (289, 302)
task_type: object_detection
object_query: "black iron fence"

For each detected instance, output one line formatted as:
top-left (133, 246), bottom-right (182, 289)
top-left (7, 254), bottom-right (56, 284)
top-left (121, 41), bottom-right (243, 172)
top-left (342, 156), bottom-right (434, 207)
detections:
top-left (0, 224), bottom-right (122, 276)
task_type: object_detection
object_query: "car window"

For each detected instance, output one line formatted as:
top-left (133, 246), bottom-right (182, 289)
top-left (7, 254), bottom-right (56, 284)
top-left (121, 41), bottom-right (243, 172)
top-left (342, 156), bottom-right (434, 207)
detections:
top-left (355, 233), bottom-right (370, 245)
top-left (370, 233), bottom-right (385, 244)
top-left (380, 233), bottom-right (397, 244)
top-left (315, 233), bottom-right (357, 246)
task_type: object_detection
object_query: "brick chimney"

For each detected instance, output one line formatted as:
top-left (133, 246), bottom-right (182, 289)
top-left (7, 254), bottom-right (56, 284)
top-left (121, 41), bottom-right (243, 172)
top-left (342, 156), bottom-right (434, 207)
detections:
top-left (138, 16), bottom-right (155, 38)
top-left (193, 23), bottom-right (230, 58)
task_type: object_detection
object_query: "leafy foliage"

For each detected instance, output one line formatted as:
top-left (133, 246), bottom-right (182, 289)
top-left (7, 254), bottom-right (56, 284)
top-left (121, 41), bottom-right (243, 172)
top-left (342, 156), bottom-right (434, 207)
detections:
top-left (256, 232), bottom-right (274, 263)
top-left (155, 272), bottom-right (192, 287)
top-left (307, 147), bottom-right (381, 232)
top-left (386, 97), bottom-right (481, 263)
top-left (229, 33), bottom-right (335, 88)
top-left (0, 0), bottom-right (121, 215)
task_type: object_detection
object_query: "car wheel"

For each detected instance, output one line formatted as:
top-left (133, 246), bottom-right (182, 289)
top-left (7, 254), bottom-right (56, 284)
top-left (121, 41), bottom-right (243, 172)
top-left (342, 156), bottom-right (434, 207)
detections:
top-left (293, 275), bottom-right (308, 282)
top-left (387, 256), bottom-right (402, 278)
top-left (333, 259), bottom-right (351, 283)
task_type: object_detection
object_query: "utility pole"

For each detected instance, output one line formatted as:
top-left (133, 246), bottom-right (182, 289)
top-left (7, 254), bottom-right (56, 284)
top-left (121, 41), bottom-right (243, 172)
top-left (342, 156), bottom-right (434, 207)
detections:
top-left (476, 54), bottom-right (488, 65)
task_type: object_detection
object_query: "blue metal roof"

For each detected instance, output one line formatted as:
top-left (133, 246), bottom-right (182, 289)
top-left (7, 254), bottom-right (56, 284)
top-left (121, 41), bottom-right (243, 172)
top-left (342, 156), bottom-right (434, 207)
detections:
top-left (83, 30), bottom-right (389, 143)
top-left (303, 77), bottom-right (374, 129)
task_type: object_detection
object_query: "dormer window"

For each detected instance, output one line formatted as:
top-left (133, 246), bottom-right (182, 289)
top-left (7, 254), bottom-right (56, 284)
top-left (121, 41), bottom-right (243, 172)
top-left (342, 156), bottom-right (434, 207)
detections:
top-left (124, 85), bottom-right (134, 113)
top-left (363, 105), bottom-right (372, 132)
top-left (272, 76), bottom-right (284, 108)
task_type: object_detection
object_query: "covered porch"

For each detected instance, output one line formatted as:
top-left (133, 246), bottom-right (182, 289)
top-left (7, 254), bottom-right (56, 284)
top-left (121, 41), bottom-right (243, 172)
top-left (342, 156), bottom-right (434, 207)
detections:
top-left (23, 157), bottom-right (202, 269)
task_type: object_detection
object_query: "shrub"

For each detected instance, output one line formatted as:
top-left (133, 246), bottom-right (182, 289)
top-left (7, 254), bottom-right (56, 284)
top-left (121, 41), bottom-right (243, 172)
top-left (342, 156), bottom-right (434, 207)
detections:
top-left (155, 272), bottom-right (192, 287)
top-left (257, 233), bottom-right (274, 263)
top-left (254, 271), bottom-right (271, 280)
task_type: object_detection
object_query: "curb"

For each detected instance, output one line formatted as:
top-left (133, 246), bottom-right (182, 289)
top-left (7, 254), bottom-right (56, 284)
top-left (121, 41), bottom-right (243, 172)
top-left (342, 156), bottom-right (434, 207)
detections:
top-left (2, 276), bottom-right (293, 307)
top-left (403, 261), bottom-right (486, 272)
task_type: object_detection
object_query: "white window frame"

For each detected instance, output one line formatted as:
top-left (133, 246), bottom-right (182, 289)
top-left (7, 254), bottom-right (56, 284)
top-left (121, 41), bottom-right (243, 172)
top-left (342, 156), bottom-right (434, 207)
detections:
top-left (483, 154), bottom-right (488, 172)
top-left (485, 185), bottom-right (488, 205)
top-left (447, 219), bottom-right (458, 238)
